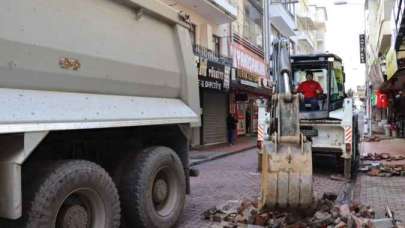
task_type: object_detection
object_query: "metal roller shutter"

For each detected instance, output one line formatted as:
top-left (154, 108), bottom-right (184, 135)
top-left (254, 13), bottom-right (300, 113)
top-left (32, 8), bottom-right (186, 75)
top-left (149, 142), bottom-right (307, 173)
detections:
top-left (202, 90), bottom-right (227, 145)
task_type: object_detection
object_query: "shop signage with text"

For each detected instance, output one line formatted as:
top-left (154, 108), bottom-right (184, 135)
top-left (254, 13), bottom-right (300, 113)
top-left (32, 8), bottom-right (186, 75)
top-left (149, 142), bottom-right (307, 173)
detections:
top-left (196, 57), bottom-right (230, 91)
top-left (231, 43), bottom-right (266, 77)
top-left (359, 34), bottom-right (366, 64)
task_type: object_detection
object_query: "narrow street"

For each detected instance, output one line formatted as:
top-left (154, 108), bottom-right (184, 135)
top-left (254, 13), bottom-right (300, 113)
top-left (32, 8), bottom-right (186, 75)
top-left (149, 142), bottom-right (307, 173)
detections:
top-left (179, 135), bottom-right (405, 227)
top-left (2, 0), bottom-right (405, 228)
top-left (179, 149), bottom-right (349, 227)
top-left (354, 138), bottom-right (405, 220)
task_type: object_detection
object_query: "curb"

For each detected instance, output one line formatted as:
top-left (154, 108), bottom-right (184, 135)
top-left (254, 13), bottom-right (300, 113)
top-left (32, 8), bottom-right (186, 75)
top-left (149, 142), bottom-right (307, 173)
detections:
top-left (189, 145), bottom-right (257, 167)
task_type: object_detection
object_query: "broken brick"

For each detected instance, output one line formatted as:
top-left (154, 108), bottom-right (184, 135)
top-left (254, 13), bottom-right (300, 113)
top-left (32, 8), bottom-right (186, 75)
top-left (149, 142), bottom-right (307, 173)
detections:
top-left (323, 192), bottom-right (338, 201)
top-left (368, 168), bottom-right (380, 176)
top-left (339, 204), bottom-right (351, 218)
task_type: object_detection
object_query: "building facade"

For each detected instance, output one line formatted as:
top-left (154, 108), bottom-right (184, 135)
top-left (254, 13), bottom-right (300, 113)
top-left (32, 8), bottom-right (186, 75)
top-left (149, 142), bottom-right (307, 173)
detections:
top-left (268, 0), bottom-right (297, 54)
top-left (162, 0), bottom-right (329, 145)
top-left (161, 0), bottom-right (238, 145)
top-left (364, 0), bottom-right (405, 137)
top-left (229, 0), bottom-right (272, 136)
top-left (294, 1), bottom-right (328, 54)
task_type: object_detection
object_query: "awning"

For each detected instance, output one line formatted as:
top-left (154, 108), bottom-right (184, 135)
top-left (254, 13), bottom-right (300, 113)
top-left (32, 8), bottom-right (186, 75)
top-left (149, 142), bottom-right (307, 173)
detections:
top-left (230, 81), bottom-right (272, 97)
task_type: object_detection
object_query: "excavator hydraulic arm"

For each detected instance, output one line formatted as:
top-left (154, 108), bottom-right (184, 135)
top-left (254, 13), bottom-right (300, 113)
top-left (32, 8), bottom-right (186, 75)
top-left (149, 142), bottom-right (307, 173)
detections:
top-left (258, 38), bottom-right (313, 209)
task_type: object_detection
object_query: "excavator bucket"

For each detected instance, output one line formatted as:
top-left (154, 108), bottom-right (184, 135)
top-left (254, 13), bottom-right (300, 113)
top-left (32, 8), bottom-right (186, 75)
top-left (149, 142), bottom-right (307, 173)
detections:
top-left (258, 38), bottom-right (313, 210)
top-left (259, 137), bottom-right (313, 209)
top-left (258, 94), bottom-right (313, 209)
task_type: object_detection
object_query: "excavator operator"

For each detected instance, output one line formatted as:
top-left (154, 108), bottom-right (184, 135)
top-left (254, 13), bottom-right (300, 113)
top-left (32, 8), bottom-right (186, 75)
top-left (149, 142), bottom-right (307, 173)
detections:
top-left (297, 71), bottom-right (323, 111)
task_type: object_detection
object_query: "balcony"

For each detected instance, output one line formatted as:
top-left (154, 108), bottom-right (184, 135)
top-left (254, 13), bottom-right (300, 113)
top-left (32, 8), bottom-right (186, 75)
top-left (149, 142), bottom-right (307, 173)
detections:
top-left (375, 0), bottom-right (394, 54)
top-left (312, 6), bottom-right (327, 32)
top-left (295, 31), bottom-right (315, 49)
top-left (193, 44), bottom-right (233, 65)
top-left (174, 0), bottom-right (237, 24)
top-left (316, 31), bottom-right (325, 41)
top-left (393, 0), bottom-right (405, 51)
top-left (269, 4), bottom-right (296, 36)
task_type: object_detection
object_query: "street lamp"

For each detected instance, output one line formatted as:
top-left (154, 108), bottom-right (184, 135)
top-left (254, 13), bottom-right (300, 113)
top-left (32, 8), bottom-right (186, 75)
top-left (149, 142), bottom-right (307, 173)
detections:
top-left (334, 1), bottom-right (348, 5)
top-left (270, 0), bottom-right (299, 3)
top-left (333, 0), bottom-right (363, 5)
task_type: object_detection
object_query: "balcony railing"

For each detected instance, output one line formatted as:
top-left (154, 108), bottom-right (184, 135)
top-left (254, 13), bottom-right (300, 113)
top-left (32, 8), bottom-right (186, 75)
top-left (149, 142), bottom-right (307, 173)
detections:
top-left (393, 0), bottom-right (405, 50)
top-left (209, 0), bottom-right (238, 17)
top-left (193, 44), bottom-right (233, 66)
top-left (174, 0), bottom-right (237, 23)
top-left (271, 0), bottom-right (295, 16)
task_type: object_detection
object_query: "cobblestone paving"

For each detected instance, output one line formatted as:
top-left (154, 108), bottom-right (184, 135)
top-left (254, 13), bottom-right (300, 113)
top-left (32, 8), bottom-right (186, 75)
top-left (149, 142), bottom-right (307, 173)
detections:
top-left (178, 149), bottom-right (347, 228)
top-left (354, 175), bottom-right (405, 220)
top-left (352, 139), bottom-right (405, 221)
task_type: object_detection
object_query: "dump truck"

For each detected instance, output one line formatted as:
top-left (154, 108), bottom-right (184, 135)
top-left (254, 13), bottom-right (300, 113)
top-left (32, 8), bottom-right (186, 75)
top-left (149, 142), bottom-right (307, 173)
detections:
top-left (0, 1), bottom-right (199, 227)
top-left (258, 39), bottom-right (359, 209)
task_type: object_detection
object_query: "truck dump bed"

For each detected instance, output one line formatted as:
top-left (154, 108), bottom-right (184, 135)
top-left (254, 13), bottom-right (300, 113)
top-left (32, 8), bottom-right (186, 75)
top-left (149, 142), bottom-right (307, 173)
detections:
top-left (0, 0), bottom-right (200, 133)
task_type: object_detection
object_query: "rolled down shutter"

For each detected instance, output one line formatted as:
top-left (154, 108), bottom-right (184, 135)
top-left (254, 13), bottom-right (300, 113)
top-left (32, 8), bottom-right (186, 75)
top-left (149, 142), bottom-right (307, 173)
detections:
top-left (202, 91), bottom-right (227, 145)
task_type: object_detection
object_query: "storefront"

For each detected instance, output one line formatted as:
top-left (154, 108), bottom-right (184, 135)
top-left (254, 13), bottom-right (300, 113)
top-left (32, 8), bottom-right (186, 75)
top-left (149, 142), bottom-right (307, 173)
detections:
top-left (365, 45), bottom-right (405, 137)
top-left (230, 43), bottom-right (271, 136)
top-left (194, 45), bottom-right (232, 145)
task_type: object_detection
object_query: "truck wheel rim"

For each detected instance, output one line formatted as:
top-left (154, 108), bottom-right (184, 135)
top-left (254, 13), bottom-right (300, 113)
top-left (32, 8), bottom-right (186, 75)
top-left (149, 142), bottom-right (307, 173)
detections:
top-left (152, 166), bottom-right (179, 217)
top-left (55, 188), bottom-right (106, 228)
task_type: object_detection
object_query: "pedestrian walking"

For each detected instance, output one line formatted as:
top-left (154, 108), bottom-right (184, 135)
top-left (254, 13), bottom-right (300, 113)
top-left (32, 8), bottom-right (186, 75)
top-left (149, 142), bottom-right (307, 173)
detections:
top-left (227, 114), bottom-right (238, 145)
top-left (246, 111), bottom-right (251, 134)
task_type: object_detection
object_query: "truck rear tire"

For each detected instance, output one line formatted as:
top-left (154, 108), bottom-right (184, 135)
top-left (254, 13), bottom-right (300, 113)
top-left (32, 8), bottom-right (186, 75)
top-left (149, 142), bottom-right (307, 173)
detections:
top-left (117, 146), bottom-right (186, 228)
top-left (23, 160), bottom-right (120, 228)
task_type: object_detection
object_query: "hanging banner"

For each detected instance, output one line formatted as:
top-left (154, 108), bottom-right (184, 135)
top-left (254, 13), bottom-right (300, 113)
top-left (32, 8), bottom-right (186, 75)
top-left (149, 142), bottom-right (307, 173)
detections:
top-left (386, 47), bottom-right (398, 80)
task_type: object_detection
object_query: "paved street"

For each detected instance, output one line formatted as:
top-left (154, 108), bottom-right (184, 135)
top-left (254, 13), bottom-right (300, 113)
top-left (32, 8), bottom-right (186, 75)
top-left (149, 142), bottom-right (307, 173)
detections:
top-left (353, 139), bottom-right (405, 221)
top-left (178, 148), bottom-right (348, 228)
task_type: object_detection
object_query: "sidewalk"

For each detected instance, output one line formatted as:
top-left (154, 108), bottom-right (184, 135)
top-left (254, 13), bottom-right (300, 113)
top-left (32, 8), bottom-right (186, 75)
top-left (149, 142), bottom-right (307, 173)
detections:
top-left (189, 136), bottom-right (257, 166)
top-left (354, 137), bottom-right (405, 220)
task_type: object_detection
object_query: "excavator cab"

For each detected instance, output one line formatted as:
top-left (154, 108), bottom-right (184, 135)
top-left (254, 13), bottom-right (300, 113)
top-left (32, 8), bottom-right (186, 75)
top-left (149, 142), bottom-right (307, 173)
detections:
top-left (291, 54), bottom-right (346, 120)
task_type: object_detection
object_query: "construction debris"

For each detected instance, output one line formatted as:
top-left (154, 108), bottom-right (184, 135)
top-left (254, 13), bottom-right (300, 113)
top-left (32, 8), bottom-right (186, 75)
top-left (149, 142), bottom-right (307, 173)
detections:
top-left (360, 163), bottom-right (405, 177)
top-left (330, 174), bottom-right (350, 182)
top-left (202, 193), bottom-right (386, 228)
top-left (363, 135), bottom-right (382, 142)
top-left (363, 153), bottom-right (405, 162)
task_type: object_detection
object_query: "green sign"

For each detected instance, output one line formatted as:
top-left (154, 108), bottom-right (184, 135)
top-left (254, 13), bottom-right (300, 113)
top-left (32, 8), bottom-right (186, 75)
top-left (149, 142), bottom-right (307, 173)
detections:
top-left (371, 92), bottom-right (376, 106)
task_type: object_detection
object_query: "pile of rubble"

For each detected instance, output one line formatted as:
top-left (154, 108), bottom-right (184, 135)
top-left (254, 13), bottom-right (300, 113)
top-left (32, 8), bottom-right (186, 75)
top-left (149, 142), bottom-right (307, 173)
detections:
top-left (363, 135), bottom-right (385, 142)
top-left (360, 163), bottom-right (405, 177)
top-left (363, 153), bottom-right (405, 162)
top-left (203, 193), bottom-right (378, 228)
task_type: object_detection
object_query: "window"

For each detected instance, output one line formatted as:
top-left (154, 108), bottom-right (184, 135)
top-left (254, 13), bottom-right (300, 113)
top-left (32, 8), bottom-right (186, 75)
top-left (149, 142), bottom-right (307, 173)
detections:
top-left (293, 68), bottom-right (328, 94)
top-left (330, 63), bottom-right (345, 101)
top-left (190, 24), bottom-right (196, 46)
top-left (243, 0), bottom-right (263, 47)
top-left (293, 68), bottom-right (328, 111)
top-left (213, 35), bottom-right (220, 54)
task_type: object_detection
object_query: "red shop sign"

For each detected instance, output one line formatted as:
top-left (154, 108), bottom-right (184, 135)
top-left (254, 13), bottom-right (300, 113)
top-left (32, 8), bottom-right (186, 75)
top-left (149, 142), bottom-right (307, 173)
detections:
top-left (376, 90), bottom-right (388, 109)
top-left (231, 43), bottom-right (266, 77)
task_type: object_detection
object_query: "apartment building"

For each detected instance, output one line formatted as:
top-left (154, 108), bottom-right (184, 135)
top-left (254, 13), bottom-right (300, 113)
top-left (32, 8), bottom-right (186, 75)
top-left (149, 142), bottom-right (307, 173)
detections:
top-left (294, 0), bottom-right (328, 54)
top-left (161, 0), bottom-right (238, 145)
top-left (364, 0), bottom-right (405, 136)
